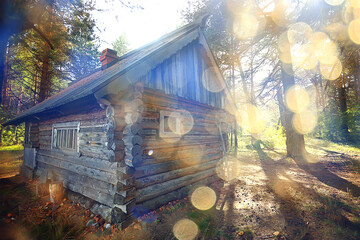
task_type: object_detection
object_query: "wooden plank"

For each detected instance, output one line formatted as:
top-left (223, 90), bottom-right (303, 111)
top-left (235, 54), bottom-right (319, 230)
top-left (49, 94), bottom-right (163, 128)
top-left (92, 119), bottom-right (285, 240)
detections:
top-left (37, 153), bottom-right (118, 184)
top-left (138, 174), bottom-right (220, 211)
top-left (37, 150), bottom-right (117, 174)
top-left (37, 161), bottom-right (117, 195)
top-left (136, 168), bottom-right (216, 203)
top-left (135, 159), bottom-right (219, 189)
top-left (135, 152), bottom-right (222, 177)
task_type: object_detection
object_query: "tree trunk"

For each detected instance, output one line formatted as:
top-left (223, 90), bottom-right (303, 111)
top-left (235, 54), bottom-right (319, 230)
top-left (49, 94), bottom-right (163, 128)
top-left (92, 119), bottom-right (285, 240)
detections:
top-left (277, 87), bottom-right (285, 127)
top-left (38, 50), bottom-right (50, 102)
top-left (338, 85), bottom-right (349, 138)
top-left (1, 42), bottom-right (9, 107)
top-left (281, 63), bottom-right (306, 158)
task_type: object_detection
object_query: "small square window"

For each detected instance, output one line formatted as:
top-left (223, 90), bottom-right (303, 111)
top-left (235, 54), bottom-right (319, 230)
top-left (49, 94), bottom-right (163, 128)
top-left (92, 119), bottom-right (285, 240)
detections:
top-left (52, 122), bottom-right (79, 152)
top-left (159, 111), bottom-right (181, 138)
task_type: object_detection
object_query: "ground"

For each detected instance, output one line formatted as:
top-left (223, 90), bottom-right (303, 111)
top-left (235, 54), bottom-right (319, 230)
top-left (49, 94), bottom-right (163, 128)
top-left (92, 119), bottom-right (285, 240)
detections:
top-left (0, 139), bottom-right (360, 240)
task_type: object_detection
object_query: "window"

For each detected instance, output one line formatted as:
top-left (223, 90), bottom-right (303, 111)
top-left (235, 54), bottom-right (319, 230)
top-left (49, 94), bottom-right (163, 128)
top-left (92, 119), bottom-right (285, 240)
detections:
top-left (159, 110), bottom-right (193, 138)
top-left (52, 122), bottom-right (80, 152)
top-left (160, 111), bottom-right (181, 138)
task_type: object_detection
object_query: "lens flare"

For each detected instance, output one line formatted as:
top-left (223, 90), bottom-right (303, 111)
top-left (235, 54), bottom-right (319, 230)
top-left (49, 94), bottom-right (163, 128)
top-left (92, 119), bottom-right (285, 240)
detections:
top-left (216, 156), bottom-right (241, 182)
top-left (177, 146), bottom-right (204, 167)
top-left (325, 0), bottom-right (345, 6)
top-left (348, 19), bottom-right (360, 44)
top-left (161, 110), bottom-right (194, 137)
top-left (280, 50), bottom-right (292, 64)
top-left (285, 85), bottom-right (310, 113)
top-left (310, 32), bottom-right (339, 65)
top-left (278, 31), bottom-right (291, 52)
top-left (325, 22), bottom-right (348, 41)
top-left (233, 13), bottom-right (259, 40)
top-left (173, 219), bottom-right (199, 240)
top-left (287, 22), bottom-right (313, 45)
top-left (349, 0), bottom-right (360, 8)
top-left (271, 0), bottom-right (293, 27)
top-left (292, 110), bottom-right (317, 134)
top-left (191, 186), bottom-right (217, 210)
top-left (293, 67), bottom-right (317, 81)
top-left (178, 110), bottom-right (194, 135)
top-left (201, 67), bottom-right (225, 93)
top-left (291, 44), bottom-right (317, 70)
top-left (226, 0), bottom-right (254, 16)
top-left (236, 104), bottom-right (266, 134)
top-left (320, 58), bottom-right (342, 80)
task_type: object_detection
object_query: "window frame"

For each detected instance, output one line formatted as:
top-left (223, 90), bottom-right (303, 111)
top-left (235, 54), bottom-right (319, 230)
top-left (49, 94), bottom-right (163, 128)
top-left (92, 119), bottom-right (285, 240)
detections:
top-left (159, 110), bottom-right (181, 138)
top-left (51, 121), bottom-right (80, 153)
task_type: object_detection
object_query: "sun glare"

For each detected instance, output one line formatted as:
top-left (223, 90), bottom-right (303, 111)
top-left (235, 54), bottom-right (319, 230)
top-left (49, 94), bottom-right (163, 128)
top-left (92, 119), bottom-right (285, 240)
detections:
top-left (292, 110), bottom-right (318, 134)
top-left (191, 186), bottom-right (217, 210)
top-left (285, 85), bottom-right (310, 114)
top-left (173, 219), bottom-right (199, 240)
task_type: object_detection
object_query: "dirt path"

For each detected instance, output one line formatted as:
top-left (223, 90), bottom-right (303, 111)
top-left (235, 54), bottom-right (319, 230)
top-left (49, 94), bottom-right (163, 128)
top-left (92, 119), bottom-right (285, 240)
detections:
top-left (210, 143), bottom-right (360, 239)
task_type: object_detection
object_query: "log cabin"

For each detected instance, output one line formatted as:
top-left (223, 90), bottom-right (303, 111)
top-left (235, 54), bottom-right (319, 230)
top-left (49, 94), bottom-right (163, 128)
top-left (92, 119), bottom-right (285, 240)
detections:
top-left (4, 18), bottom-right (235, 227)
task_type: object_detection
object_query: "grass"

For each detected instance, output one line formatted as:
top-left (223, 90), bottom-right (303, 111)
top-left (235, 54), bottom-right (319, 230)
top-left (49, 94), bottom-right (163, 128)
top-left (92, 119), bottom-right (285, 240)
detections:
top-left (0, 145), bottom-right (23, 178)
top-left (306, 138), bottom-right (360, 155)
top-left (0, 145), bottom-right (24, 151)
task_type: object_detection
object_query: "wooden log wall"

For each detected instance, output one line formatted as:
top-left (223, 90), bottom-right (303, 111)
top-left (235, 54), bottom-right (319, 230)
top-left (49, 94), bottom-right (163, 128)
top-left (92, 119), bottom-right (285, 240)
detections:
top-left (34, 107), bottom-right (131, 222)
top-left (131, 87), bottom-right (229, 209)
top-left (108, 83), bottom-right (145, 223)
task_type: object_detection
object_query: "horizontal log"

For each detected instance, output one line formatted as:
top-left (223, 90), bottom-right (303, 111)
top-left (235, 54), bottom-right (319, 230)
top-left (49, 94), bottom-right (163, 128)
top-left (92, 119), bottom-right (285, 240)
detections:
top-left (135, 159), bottom-right (219, 189)
top-left (142, 140), bottom-right (221, 149)
top-left (79, 140), bottom-right (106, 148)
top-left (117, 165), bottom-right (135, 179)
top-left (124, 99), bottom-right (144, 113)
top-left (138, 174), bottom-right (220, 211)
top-left (136, 168), bottom-right (217, 203)
top-left (136, 152), bottom-right (222, 177)
top-left (65, 180), bottom-right (114, 207)
top-left (125, 144), bottom-right (142, 157)
top-left (79, 145), bottom-right (109, 156)
top-left (115, 199), bottom-right (136, 214)
top-left (37, 154), bottom-right (118, 186)
top-left (123, 123), bottom-right (142, 135)
top-left (41, 109), bottom-right (106, 125)
top-left (108, 150), bottom-right (125, 162)
top-left (37, 150), bottom-right (117, 174)
top-left (39, 130), bottom-right (52, 136)
top-left (125, 155), bottom-right (143, 168)
top-left (108, 139), bottom-right (125, 150)
top-left (114, 189), bottom-right (136, 205)
top-left (123, 135), bottom-right (143, 146)
top-left (39, 140), bottom-right (51, 146)
top-left (79, 132), bottom-right (106, 140)
top-left (79, 126), bottom-right (106, 133)
top-left (37, 161), bottom-right (117, 195)
top-left (125, 112), bottom-right (142, 125)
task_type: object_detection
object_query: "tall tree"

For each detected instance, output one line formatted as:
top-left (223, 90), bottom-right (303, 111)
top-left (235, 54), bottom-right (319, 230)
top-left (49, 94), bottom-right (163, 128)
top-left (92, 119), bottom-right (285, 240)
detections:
top-left (112, 35), bottom-right (130, 57)
top-left (66, 0), bottom-right (100, 82)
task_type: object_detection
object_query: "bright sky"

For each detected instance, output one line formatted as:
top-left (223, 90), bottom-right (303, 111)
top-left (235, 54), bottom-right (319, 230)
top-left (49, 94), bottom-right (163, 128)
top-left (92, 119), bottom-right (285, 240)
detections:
top-left (92, 0), bottom-right (192, 51)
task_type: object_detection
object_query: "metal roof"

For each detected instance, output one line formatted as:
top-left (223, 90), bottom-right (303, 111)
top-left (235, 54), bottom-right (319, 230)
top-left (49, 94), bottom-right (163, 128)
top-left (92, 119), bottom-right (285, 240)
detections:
top-left (4, 20), bottom-right (204, 126)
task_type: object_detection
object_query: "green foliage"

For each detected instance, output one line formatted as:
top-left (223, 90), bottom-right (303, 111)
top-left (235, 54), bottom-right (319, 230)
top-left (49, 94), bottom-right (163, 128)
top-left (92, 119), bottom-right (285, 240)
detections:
top-left (314, 105), bottom-right (360, 143)
top-left (0, 105), bottom-right (24, 146)
top-left (262, 124), bottom-right (286, 150)
top-left (112, 35), bottom-right (130, 57)
top-left (66, 0), bottom-right (100, 81)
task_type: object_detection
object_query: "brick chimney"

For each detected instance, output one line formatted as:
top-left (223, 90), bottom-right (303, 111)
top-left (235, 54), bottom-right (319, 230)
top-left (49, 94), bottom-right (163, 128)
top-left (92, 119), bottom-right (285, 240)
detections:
top-left (100, 48), bottom-right (119, 70)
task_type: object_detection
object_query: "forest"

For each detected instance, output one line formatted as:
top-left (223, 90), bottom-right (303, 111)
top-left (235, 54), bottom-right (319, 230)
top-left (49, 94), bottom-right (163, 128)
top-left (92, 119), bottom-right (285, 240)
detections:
top-left (0, 0), bottom-right (359, 151)
top-left (1, 0), bottom-right (360, 239)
